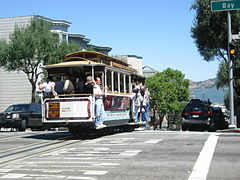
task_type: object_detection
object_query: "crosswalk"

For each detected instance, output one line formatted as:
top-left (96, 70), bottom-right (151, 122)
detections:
top-left (0, 136), bottom-right (162, 179)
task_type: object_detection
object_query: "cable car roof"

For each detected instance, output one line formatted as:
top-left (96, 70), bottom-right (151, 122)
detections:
top-left (65, 51), bottom-right (129, 66)
top-left (43, 58), bottom-right (101, 69)
top-left (43, 51), bottom-right (137, 73)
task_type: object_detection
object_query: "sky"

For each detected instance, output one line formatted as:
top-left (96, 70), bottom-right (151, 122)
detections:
top-left (0, 0), bottom-right (221, 82)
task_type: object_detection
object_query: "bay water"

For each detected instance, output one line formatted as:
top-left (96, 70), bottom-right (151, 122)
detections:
top-left (191, 88), bottom-right (227, 105)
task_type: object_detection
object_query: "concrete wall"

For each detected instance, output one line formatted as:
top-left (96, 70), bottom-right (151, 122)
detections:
top-left (0, 16), bottom-right (33, 112)
top-left (0, 69), bottom-right (31, 112)
top-left (0, 16), bottom-right (32, 42)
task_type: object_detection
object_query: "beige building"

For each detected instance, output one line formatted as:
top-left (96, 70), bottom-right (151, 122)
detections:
top-left (112, 55), bottom-right (143, 75)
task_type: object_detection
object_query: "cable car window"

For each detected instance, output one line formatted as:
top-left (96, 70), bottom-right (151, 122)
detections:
top-left (106, 71), bottom-right (112, 92)
top-left (120, 74), bottom-right (124, 92)
top-left (126, 75), bottom-right (129, 93)
top-left (114, 72), bottom-right (118, 92)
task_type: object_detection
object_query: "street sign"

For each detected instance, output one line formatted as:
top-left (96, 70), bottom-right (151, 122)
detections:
top-left (211, 0), bottom-right (240, 12)
top-left (232, 33), bottom-right (240, 39)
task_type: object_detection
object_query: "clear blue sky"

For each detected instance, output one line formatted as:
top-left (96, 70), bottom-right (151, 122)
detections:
top-left (1, 0), bottom-right (220, 82)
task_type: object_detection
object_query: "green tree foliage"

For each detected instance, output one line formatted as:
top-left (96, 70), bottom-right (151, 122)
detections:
top-left (146, 68), bottom-right (189, 127)
top-left (49, 41), bottom-right (82, 64)
top-left (216, 61), bottom-right (228, 89)
top-left (191, 0), bottom-right (240, 62)
top-left (191, 0), bottom-right (240, 110)
top-left (0, 18), bottom-right (82, 103)
top-left (86, 46), bottom-right (95, 51)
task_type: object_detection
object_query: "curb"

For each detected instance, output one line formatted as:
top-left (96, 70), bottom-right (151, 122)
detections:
top-left (216, 129), bottom-right (240, 133)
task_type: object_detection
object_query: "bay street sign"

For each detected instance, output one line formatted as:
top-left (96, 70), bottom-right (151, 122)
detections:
top-left (211, 0), bottom-right (240, 12)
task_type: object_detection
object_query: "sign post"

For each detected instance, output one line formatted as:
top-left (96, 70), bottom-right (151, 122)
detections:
top-left (227, 11), bottom-right (236, 129)
top-left (211, 1), bottom-right (238, 128)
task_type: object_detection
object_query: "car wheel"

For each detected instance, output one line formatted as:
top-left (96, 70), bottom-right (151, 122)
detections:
top-left (181, 124), bottom-right (187, 131)
top-left (18, 119), bottom-right (26, 131)
top-left (208, 124), bottom-right (215, 132)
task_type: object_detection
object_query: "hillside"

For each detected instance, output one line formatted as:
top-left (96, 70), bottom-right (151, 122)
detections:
top-left (189, 78), bottom-right (216, 89)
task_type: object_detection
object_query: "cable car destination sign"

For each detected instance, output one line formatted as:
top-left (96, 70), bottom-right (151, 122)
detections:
top-left (211, 0), bottom-right (240, 11)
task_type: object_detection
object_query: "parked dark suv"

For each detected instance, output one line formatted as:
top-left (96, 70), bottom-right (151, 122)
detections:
top-left (181, 99), bottom-right (229, 131)
top-left (0, 104), bottom-right (43, 131)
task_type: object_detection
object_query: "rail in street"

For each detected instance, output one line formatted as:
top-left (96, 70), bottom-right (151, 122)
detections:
top-left (0, 130), bottom-right (239, 179)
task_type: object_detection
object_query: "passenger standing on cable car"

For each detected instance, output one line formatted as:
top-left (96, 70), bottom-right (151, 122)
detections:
top-left (94, 77), bottom-right (106, 129)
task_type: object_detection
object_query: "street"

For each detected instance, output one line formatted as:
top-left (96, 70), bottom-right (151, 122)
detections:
top-left (0, 129), bottom-right (239, 180)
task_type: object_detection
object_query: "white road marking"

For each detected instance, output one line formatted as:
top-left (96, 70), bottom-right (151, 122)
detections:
top-left (93, 162), bottom-right (120, 166)
top-left (188, 133), bottom-right (219, 180)
top-left (0, 173), bottom-right (27, 178)
top-left (94, 147), bottom-right (110, 151)
top-left (0, 136), bottom-right (161, 179)
top-left (119, 150), bottom-right (141, 156)
top-left (82, 139), bottom-right (105, 144)
top-left (145, 139), bottom-right (162, 144)
top-left (0, 169), bottom-right (12, 173)
top-left (29, 174), bottom-right (66, 178)
top-left (67, 176), bottom-right (96, 180)
top-left (83, 170), bottom-right (108, 175)
top-left (122, 138), bottom-right (135, 140)
top-left (43, 170), bottom-right (62, 173)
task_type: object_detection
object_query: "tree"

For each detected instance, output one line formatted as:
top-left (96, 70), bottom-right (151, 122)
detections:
top-left (191, 0), bottom-right (240, 112)
top-left (48, 41), bottom-right (82, 65)
top-left (191, 0), bottom-right (240, 63)
top-left (146, 68), bottom-right (189, 128)
top-left (0, 18), bottom-right (82, 103)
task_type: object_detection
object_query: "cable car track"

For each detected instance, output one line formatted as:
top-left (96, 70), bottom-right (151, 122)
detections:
top-left (0, 132), bottom-right (79, 166)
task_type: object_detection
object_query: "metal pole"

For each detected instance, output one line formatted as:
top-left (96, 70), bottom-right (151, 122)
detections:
top-left (228, 11), bottom-right (236, 128)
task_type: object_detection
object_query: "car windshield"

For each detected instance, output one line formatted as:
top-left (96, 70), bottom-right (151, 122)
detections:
top-left (5, 105), bottom-right (30, 112)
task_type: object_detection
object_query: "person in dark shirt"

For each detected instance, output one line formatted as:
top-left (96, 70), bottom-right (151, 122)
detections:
top-left (84, 76), bottom-right (94, 94)
top-left (76, 77), bottom-right (85, 94)
top-left (54, 76), bottom-right (64, 94)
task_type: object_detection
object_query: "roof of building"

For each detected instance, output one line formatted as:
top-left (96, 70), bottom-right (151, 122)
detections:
top-left (35, 15), bottom-right (71, 27)
top-left (88, 44), bottom-right (112, 51)
top-left (142, 65), bottom-right (158, 73)
top-left (68, 33), bottom-right (91, 42)
top-left (0, 15), bottom-right (72, 27)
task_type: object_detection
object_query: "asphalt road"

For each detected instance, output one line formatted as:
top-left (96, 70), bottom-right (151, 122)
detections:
top-left (0, 129), bottom-right (239, 180)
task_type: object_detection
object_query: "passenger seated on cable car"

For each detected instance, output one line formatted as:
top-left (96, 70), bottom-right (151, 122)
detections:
top-left (54, 76), bottom-right (64, 94)
top-left (84, 76), bottom-right (94, 94)
top-left (39, 77), bottom-right (57, 98)
top-left (76, 77), bottom-right (85, 94)
top-left (63, 75), bottom-right (75, 94)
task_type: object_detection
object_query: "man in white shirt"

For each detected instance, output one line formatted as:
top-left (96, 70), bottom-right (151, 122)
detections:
top-left (94, 77), bottom-right (106, 129)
